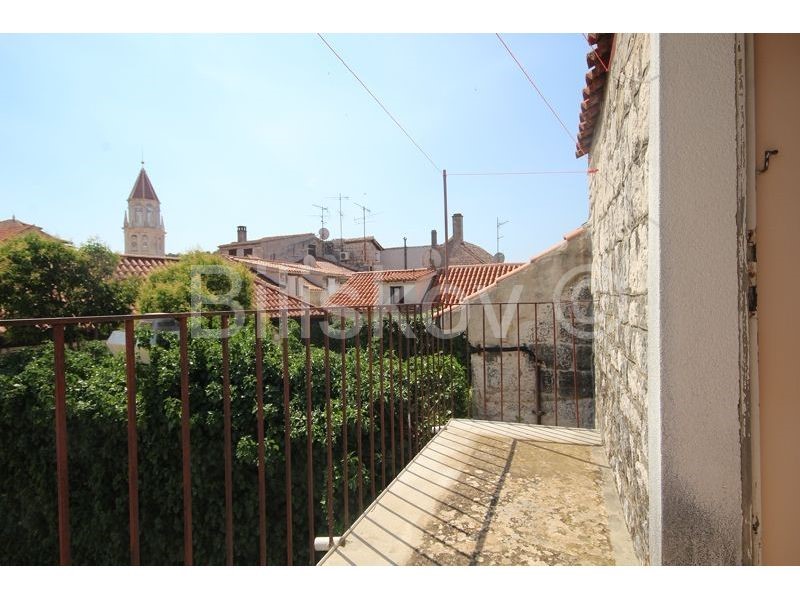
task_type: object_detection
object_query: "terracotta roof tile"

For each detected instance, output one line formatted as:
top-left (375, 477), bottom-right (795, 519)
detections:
top-left (233, 256), bottom-right (353, 279)
top-left (431, 263), bottom-right (524, 305)
top-left (114, 254), bottom-right (178, 279)
top-left (129, 168), bottom-right (159, 201)
top-left (0, 218), bottom-right (64, 244)
top-left (325, 268), bottom-right (434, 307)
top-left (219, 232), bottom-right (317, 248)
top-left (252, 275), bottom-right (323, 316)
top-left (576, 33), bottom-right (614, 158)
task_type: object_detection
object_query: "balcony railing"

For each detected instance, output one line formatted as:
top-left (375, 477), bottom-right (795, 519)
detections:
top-left (0, 300), bottom-right (592, 565)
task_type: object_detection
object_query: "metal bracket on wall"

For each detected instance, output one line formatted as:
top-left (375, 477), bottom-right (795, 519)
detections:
top-left (758, 149), bottom-right (779, 173)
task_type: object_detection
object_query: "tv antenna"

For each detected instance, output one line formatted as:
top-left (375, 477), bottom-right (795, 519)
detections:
top-left (311, 204), bottom-right (330, 239)
top-left (326, 193), bottom-right (350, 252)
top-left (354, 201), bottom-right (376, 265)
top-left (496, 217), bottom-right (509, 255)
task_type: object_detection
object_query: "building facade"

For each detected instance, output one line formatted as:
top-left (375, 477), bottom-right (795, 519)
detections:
top-left (580, 33), bottom-right (800, 565)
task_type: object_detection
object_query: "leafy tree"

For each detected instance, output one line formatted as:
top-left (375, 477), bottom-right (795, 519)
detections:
top-left (137, 251), bottom-right (254, 314)
top-left (0, 235), bottom-right (138, 344)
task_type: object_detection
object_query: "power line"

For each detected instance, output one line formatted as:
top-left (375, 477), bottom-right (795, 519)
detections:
top-left (316, 33), bottom-right (440, 171)
top-left (448, 169), bottom-right (597, 176)
top-left (495, 33), bottom-right (582, 154)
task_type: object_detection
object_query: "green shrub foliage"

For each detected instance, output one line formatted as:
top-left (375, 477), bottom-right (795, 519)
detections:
top-left (0, 316), bottom-right (468, 564)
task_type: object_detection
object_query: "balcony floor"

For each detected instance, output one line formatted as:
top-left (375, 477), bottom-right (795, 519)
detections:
top-left (318, 419), bottom-right (637, 566)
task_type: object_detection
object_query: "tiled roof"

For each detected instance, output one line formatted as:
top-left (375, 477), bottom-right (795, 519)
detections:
top-left (233, 256), bottom-right (353, 279)
top-left (115, 254), bottom-right (178, 279)
top-left (340, 236), bottom-right (385, 250)
top-left (432, 263), bottom-right (525, 305)
top-left (252, 275), bottom-right (322, 316)
top-left (0, 218), bottom-right (64, 244)
top-left (576, 33), bottom-right (615, 158)
top-left (325, 268), bottom-right (434, 307)
top-left (312, 259), bottom-right (355, 277)
top-left (219, 232), bottom-right (317, 248)
top-left (129, 168), bottom-right (160, 201)
top-left (445, 241), bottom-right (495, 265)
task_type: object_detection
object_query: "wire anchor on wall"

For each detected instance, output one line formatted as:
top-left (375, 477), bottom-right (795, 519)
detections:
top-left (758, 149), bottom-right (779, 173)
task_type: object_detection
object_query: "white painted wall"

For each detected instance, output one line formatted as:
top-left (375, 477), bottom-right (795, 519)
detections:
top-left (648, 33), bottom-right (744, 564)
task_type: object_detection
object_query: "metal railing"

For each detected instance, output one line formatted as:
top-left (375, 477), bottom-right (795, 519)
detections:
top-left (0, 299), bottom-right (593, 565)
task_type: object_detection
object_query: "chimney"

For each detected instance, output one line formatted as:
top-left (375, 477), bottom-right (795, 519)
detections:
top-left (452, 213), bottom-right (463, 243)
top-left (237, 225), bottom-right (247, 243)
top-left (431, 229), bottom-right (438, 247)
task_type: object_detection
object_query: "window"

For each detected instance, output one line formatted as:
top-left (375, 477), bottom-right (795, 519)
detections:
top-left (135, 206), bottom-right (143, 226)
top-left (130, 234), bottom-right (138, 251)
top-left (142, 235), bottom-right (149, 251)
top-left (243, 248), bottom-right (253, 256)
top-left (146, 205), bottom-right (154, 226)
top-left (308, 244), bottom-right (317, 257)
top-left (228, 249), bottom-right (237, 256)
top-left (390, 285), bottom-right (405, 305)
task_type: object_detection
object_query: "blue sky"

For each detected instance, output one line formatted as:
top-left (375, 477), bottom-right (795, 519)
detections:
top-left (0, 34), bottom-right (590, 262)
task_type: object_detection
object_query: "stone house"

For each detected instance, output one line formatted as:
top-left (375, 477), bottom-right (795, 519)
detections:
top-left (579, 33), bottom-right (799, 565)
top-left (218, 226), bottom-right (323, 261)
top-left (230, 255), bottom-right (353, 306)
top-left (380, 213), bottom-right (495, 270)
top-left (440, 228), bottom-right (591, 425)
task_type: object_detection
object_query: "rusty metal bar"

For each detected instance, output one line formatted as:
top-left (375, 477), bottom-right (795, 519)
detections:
top-left (571, 304), bottom-right (580, 427)
top-left (405, 309), bottom-right (413, 462)
top-left (482, 305), bottom-right (487, 419)
top-left (221, 315), bottom-right (233, 566)
top-left (534, 303), bottom-right (541, 425)
top-left (354, 312), bottom-right (363, 514)
top-left (305, 311), bottom-right (315, 564)
top-left (53, 324), bottom-right (71, 566)
top-left (324, 322), bottom-right (333, 547)
top-left (449, 307), bottom-right (454, 418)
top-left (388, 311), bottom-right (396, 479)
top-left (465, 305), bottom-right (472, 420)
top-left (516, 304), bottom-right (522, 423)
top-left (378, 307), bottom-right (386, 490)
top-left (178, 316), bottom-right (193, 566)
top-left (398, 310), bottom-right (405, 468)
top-left (124, 319), bottom-right (140, 565)
top-left (281, 333), bottom-right (293, 565)
top-left (367, 308), bottom-right (376, 501)
top-left (254, 312), bottom-right (267, 565)
top-left (430, 305), bottom-right (438, 432)
top-left (412, 306), bottom-right (420, 455)
top-left (340, 311), bottom-right (349, 530)
top-left (499, 304), bottom-right (504, 422)
top-left (552, 303), bottom-right (558, 427)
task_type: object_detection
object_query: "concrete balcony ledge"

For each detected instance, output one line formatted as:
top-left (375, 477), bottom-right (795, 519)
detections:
top-left (319, 419), bottom-right (637, 566)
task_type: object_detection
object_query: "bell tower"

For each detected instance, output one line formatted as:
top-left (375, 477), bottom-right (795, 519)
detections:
top-left (123, 163), bottom-right (166, 256)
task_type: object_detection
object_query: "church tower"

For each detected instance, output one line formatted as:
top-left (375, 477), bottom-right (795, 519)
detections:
top-left (123, 164), bottom-right (166, 256)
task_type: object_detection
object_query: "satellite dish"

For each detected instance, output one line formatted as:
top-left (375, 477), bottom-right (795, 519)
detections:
top-left (494, 252), bottom-right (505, 263)
top-left (319, 227), bottom-right (330, 241)
top-left (303, 254), bottom-right (318, 268)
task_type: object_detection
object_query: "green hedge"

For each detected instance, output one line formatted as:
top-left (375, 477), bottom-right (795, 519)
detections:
top-left (0, 318), bottom-right (468, 565)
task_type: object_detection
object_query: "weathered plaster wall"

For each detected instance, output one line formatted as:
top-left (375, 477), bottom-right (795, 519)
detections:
top-left (454, 230), bottom-right (593, 426)
top-left (587, 33), bottom-right (652, 563)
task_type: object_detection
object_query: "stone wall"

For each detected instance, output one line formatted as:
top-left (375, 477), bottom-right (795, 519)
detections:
top-left (587, 33), bottom-right (652, 563)
top-left (452, 229), bottom-right (593, 427)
